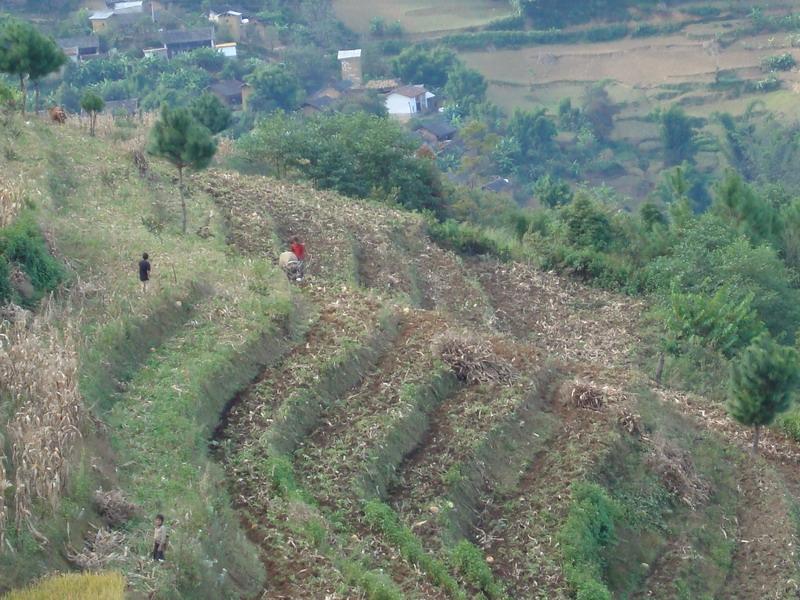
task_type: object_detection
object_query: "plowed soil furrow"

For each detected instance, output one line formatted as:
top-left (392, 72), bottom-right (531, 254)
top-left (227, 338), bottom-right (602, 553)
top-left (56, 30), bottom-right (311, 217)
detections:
top-left (387, 370), bottom-right (544, 547)
top-left (220, 290), bottom-right (384, 451)
top-left (716, 461), bottom-right (798, 600)
top-left (295, 312), bottom-right (446, 507)
top-left (478, 406), bottom-right (614, 599)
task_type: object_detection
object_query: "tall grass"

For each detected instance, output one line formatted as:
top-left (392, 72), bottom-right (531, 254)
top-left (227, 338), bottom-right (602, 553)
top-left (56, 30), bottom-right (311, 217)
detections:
top-left (1, 572), bottom-right (124, 600)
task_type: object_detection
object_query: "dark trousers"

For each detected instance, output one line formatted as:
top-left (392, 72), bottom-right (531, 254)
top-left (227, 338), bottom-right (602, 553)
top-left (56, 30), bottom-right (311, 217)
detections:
top-left (153, 543), bottom-right (164, 561)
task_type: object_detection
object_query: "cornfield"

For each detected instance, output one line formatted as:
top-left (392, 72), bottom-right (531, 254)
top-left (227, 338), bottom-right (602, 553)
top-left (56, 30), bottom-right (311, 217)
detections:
top-left (0, 316), bottom-right (84, 538)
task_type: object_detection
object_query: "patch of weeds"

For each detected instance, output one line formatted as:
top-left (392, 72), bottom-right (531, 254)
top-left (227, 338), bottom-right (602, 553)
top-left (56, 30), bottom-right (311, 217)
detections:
top-left (450, 540), bottom-right (506, 599)
top-left (363, 499), bottom-right (466, 598)
top-left (558, 482), bottom-right (620, 600)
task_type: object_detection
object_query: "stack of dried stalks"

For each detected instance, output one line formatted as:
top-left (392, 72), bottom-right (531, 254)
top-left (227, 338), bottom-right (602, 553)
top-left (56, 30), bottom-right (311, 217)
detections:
top-left (67, 527), bottom-right (128, 570)
top-left (0, 319), bottom-right (85, 533)
top-left (617, 408), bottom-right (643, 437)
top-left (93, 489), bottom-right (138, 528)
top-left (0, 454), bottom-right (9, 549)
top-left (432, 331), bottom-right (515, 385)
top-left (0, 179), bottom-right (23, 228)
top-left (646, 435), bottom-right (710, 509)
top-left (571, 383), bottom-right (604, 411)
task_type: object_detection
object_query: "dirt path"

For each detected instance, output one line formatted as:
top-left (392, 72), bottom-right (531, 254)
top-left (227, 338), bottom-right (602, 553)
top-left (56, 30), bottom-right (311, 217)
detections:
top-left (718, 459), bottom-right (798, 600)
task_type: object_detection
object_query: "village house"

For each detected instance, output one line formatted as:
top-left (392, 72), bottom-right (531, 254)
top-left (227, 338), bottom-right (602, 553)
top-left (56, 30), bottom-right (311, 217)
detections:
top-left (209, 79), bottom-right (245, 108)
top-left (143, 46), bottom-right (168, 59)
top-left (415, 120), bottom-right (457, 145)
top-left (385, 85), bottom-right (434, 120)
top-left (301, 95), bottom-right (335, 116)
top-left (89, 1), bottom-right (144, 33)
top-left (215, 42), bottom-right (238, 57)
top-left (337, 49), bottom-right (363, 87)
top-left (56, 35), bottom-right (100, 61)
top-left (162, 28), bottom-right (215, 58)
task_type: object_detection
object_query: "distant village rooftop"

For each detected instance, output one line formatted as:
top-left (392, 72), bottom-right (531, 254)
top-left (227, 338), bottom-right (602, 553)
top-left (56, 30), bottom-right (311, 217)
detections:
top-left (337, 49), bottom-right (362, 60)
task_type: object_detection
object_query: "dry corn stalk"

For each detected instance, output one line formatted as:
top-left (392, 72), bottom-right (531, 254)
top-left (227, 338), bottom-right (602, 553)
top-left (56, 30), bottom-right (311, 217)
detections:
top-left (93, 489), bottom-right (138, 528)
top-left (571, 383), bottom-right (604, 411)
top-left (0, 452), bottom-right (9, 550)
top-left (432, 331), bottom-right (515, 385)
top-left (646, 435), bottom-right (710, 509)
top-left (67, 526), bottom-right (128, 570)
top-left (0, 319), bottom-right (84, 535)
top-left (0, 179), bottom-right (23, 228)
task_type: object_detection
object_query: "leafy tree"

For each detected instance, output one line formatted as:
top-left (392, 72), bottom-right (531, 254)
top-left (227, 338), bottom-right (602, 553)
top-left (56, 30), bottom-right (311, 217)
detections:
top-left (582, 84), bottom-right (617, 142)
top-left (728, 333), bottom-right (800, 450)
top-left (562, 193), bottom-right (612, 250)
top-left (147, 105), bottom-right (217, 234)
top-left (534, 175), bottom-right (572, 208)
top-left (639, 201), bottom-right (667, 230)
top-left (443, 64), bottom-right (487, 115)
top-left (558, 97), bottom-right (582, 131)
top-left (245, 63), bottom-right (303, 113)
top-left (392, 46), bottom-right (457, 88)
top-left (0, 19), bottom-right (65, 114)
top-left (28, 32), bottom-right (66, 112)
top-left (239, 111), bottom-right (442, 212)
top-left (711, 172), bottom-right (779, 247)
top-left (80, 91), bottom-right (104, 137)
top-left (661, 105), bottom-right (697, 166)
top-left (665, 286), bottom-right (764, 358)
top-left (189, 93), bottom-right (231, 134)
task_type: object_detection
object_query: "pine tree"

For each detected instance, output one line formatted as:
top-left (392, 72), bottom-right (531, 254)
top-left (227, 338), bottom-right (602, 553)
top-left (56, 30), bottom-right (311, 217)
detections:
top-left (189, 93), bottom-right (231, 135)
top-left (147, 105), bottom-right (216, 234)
top-left (80, 91), bottom-right (104, 137)
top-left (728, 333), bottom-right (800, 451)
top-left (0, 20), bottom-right (65, 115)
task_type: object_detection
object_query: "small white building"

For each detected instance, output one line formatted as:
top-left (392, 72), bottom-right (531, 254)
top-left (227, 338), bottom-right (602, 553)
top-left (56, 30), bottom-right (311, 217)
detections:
top-left (112, 0), bottom-right (143, 14)
top-left (215, 42), bottom-right (237, 57)
top-left (143, 46), bottom-right (168, 59)
top-left (385, 85), bottom-right (433, 120)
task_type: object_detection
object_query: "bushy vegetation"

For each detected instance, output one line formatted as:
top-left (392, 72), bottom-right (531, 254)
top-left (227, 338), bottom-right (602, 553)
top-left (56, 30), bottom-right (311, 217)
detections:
top-left (238, 111), bottom-right (443, 211)
top-left (0, 212), bottom-right (64, 305)
top-left (558, 482), bottom-right (620, 600)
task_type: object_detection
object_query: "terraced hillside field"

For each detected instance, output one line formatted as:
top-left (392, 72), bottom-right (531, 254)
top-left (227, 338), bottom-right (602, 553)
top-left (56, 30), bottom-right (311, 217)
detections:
top-left (4, 117), bottom-right (800, 599)
top-left (199, 171), bottom-right (800, 599)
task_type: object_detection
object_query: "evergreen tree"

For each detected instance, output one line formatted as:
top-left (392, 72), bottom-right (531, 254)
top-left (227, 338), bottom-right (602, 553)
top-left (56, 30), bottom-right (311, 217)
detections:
top-left (661, 105), bottom-right (697, 166)
top-left (28, 31), bottom-right (66, 113)
top-left (443, 64), bottom-right (487, 115)
top-left (728, 333), bottom-right (800, 451)
top-left (80, 91), bottom-right (104, 137)
top-left (147, 105), bottom-right (217, 234)
top-left (0, 20), bottom-right (65, 114)
top-left (189, 93), bottom-right (231, 134)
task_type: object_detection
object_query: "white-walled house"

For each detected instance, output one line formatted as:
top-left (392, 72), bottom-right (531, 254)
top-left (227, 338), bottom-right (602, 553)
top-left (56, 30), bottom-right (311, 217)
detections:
top-left (385, 85), bottom-right (434, 120)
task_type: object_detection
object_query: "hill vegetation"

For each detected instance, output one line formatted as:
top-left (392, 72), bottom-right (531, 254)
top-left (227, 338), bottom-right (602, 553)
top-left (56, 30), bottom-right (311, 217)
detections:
top-left (3, 1), bottom-right (800, 599)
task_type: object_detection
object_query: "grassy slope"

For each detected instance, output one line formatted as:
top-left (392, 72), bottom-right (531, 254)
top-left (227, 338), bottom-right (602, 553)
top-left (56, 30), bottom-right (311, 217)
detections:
top-left (0, 116), bottom-right (296, 598)
top-left (3, 112), bottom-right (800, 599)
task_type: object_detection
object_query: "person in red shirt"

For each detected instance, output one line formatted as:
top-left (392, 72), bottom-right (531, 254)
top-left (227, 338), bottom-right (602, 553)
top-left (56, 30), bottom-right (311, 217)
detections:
top-left (290, 236), bottom-right (306, 279)
top-left (290, 236), bottom-right (305, 261)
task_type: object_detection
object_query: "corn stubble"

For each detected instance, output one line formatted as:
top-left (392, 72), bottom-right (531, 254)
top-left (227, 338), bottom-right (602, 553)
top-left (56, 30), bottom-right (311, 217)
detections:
top-left (0, 314), bottom-right (85, 544)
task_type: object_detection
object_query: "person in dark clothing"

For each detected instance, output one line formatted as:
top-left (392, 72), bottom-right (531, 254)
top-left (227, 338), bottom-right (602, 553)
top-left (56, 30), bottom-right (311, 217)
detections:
top-left (153, 514), bottom-right (167, 561)
top-left (139, 252), bottom-right (151, 293)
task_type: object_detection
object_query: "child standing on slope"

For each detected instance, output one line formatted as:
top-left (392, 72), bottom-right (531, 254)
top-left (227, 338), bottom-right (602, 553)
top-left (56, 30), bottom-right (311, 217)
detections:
top-left (153, 514), bottom-right (167, 562)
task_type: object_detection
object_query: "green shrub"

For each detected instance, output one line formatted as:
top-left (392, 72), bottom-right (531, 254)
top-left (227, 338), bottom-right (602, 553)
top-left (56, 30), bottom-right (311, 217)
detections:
top-left (761, 53), bottom-right (796, 72)
top-left (427, 218), bottom-right (512, 260)
top-left (451, 540), bottom-right (505, 599)
top-left (558, 482), bottom-right (620, 600)
top-left (0, 213), bottom-right (63, 304)
top-left (363, 500), bottom-right (465, 598)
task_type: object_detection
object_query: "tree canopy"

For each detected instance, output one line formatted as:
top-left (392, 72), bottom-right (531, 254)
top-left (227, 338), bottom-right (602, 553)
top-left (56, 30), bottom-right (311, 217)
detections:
top-left (728, 333), bottom-right (800, 450)
top-left (0, 19), bottom-right (65, 113)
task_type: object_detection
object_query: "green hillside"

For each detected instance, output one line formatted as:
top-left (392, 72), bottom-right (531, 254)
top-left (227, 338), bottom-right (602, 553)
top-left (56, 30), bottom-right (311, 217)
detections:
top-left (0, 106), bottom-right (799, 600)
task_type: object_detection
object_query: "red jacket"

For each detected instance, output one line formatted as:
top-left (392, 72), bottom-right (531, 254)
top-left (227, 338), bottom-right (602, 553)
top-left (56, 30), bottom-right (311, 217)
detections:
top-left (291, 242), bottom-right (305, 261)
